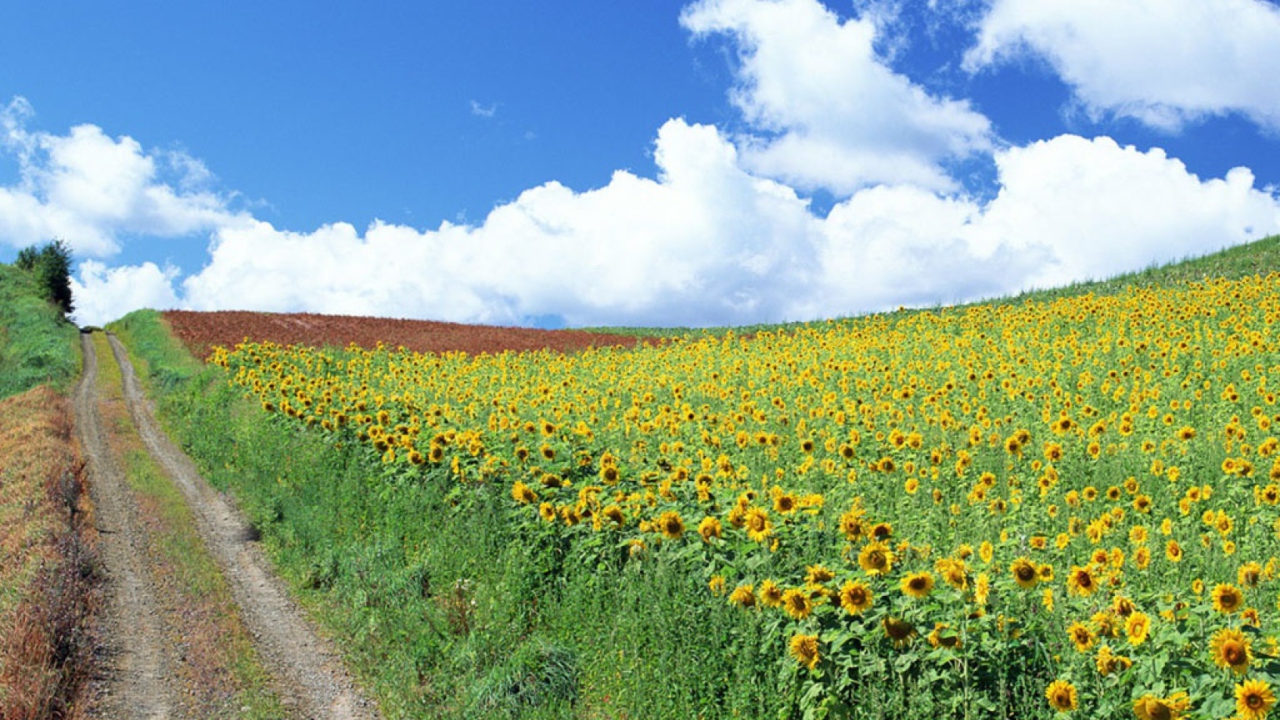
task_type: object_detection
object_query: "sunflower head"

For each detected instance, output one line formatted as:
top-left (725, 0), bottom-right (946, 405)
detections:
top-left (1133, 692), bottom-right (1190, 720)
top-left (901, 571), bottom-right (935, 599)
top-left (1011, 557), bottom-right (1039, 589)
top-left (1211, 627), bottom-right (1253, 674)
top-left (758, 579), bottom-right (784, 608)
top-left (781, 588), bottom-right (813, 620)
top-left (858, 541), bottom-right (894, 576)
top-left (839, 580), bottom-right (873, 615)
top-left (789, 633), bottom-right (820, 670)
top-left (1067, 621), bottom-right (1095, 653)
top-left (1067, 565), bottom-right (1098, 596)
top-left (728, 584), bottom-right (756, 608)
top-left (1044, 679), bottom-right (1078, 712)
top-left (1236, 678), bottom-right (1276, 720)
top-left (1124, 611), bottom-right (1151, 646)
top-left (1213, 583), bottom-right (1245, 614)
top-left (883, 616), bottom-right (916, 646)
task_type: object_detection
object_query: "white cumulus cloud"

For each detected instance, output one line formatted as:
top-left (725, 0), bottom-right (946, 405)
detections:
top-left (0, 96), bottom-right (240, 257)
top-left (681, 0), bottom-right (994, 195)
top-left (70, 260), bottom-right (182, 327)
top-left (180, 119), bottom-right (821, 328)
top-left (964, 0), bottom-right (1280, 131)
top-left (160, 128), bottom-right (1280, 328)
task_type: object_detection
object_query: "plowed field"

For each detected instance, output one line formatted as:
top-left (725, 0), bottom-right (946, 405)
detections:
top-left (162, 310), bottom-right (643, 359)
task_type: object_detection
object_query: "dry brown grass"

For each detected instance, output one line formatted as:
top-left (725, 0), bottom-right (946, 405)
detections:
top-left (0, 386), bottom-right (98, 720)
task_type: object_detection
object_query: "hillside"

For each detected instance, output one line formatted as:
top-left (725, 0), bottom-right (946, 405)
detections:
top-left (107, 232), bottom-right (1280, 719)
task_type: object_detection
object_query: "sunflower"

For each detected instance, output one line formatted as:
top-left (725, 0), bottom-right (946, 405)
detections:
top-left (655, 510), bottom-right (685, 540)
top-left (759, 579), bottom-right (784, 608)
top-left (882, 617), bottom-right (915, 646)
top-left (1095, 644), bottom-right (1132, 676)
top-left (743, 507), bottom-right (773, 543)
top-left (1211, 627), bottom-right (1253, 674)
top-left (697, 516), bottom-right (722, 542)
top-left (1011, 557), bottom-right (1039, 589)
top-left (773, 491), bottom-right (799, 515)
top-left (1125, 612), bottom-right (1151, 646)
top-left (900, 571), bottom-right (935, 599)
top-left (928, 623), bottom-right (961, 649)
top-left (781, 589), bottom-right (813, 620)
top-left (1133, 692), bottom-right (1191, 720)
top-left (538, 502), bottom-right (557, 523)
top-left (729, 584), bottom-right (756, 608)
top-left (1213, 584), bottom-right (1245, 614)
top-left (708, 575), bottom-right (726, 595)
top-left (936, 557), bottom-right (969, 590)
top-left (590, 505), bottom-right (619, 529)
top-left (974, 573), bottom-right (990, 606)
top-left (839, 580), bottom-right (873, 615)
top-left (1044, 679), bottom-right (1078, 712)
top-left (1067, 621), bottom-right (1095, 652)
top-left (1240, 562), bottom-right (1264, 588)
top-left (805, 564), bottom-right (835, 586)
top-left (789, 633), bottom-right (820, 670)
top-left (858, 541), bottom-right (895, 576)
top-left (511, 481), bottom-right (537, 504)
top-left (839, 508), bottom-right (866, 540)
top-left (979, 541), bottom-right (994, 564)
top-left (1067, 565), bottom-right (1098, 596)
top-left (1236, 678), bottom-right (1276, 720)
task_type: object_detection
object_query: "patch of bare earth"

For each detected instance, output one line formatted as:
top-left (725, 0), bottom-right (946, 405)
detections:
top-left (163, 309), bottom-right (643, 359)
top-left (105, 334), bottom-right (378, 719)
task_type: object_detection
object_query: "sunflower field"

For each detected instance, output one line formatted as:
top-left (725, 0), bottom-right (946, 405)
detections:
top-left (208, 272), bottom-right (1280, 719)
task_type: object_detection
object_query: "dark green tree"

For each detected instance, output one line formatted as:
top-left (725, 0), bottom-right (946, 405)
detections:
top-left (13, 239), bottom-right (75, 319)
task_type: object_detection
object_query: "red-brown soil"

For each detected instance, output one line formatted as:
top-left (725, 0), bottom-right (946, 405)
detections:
top-left (162, 310), bottom-right (644, 359)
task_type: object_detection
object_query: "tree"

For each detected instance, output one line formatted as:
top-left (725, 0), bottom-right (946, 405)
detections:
top-left (13, 239), bottom-right (75, 320)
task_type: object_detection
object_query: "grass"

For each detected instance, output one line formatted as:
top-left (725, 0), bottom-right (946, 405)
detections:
top-left (88, 331), bottom-right (283, 718)
top-left (0, 264), bottom-right (80, 401)
top-left (0, 258), bottom-right (95, 720)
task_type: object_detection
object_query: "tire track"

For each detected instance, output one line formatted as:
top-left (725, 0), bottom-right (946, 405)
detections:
top-left (75, 332), bottom-right (176, 719)
top-left (105, 333), bottom-right (378, 720)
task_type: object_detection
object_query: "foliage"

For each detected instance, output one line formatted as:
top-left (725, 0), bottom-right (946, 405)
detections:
top-left (15, 240), bottom-right (75, 319)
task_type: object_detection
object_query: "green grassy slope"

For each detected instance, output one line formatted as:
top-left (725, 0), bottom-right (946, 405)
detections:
top-left (0, 263), bottom-right (81, 400)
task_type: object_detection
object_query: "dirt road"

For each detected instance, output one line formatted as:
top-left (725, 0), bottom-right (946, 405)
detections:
top-left (76, 332), bottom-right (378, 719)
top-left (75, 332), bottom-right (176, 719)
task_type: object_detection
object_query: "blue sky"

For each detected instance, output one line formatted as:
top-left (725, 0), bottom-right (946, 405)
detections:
top-left (3, 0), bottom-right (1279, 327)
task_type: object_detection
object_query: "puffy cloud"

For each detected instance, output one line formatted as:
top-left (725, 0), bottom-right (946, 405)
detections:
top-left (181, 119), bottom-right (821, 328)
top-left (964, 0), bottom-right (1280, 131)
top-left (681, 0), bottom-right (994, 195)
top-left (973, 135), bottom-right (1280, 287)
top-left (0, 96), bottom-right (239, 257)
top-left (70, 260), bottom-right (182, 327)
top-left (174, 128), bottom-right (1280, 328)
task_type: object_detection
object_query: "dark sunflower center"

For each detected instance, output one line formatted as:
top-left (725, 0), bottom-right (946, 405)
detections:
top-left (1225, 643), bottom-right (1245, 665)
